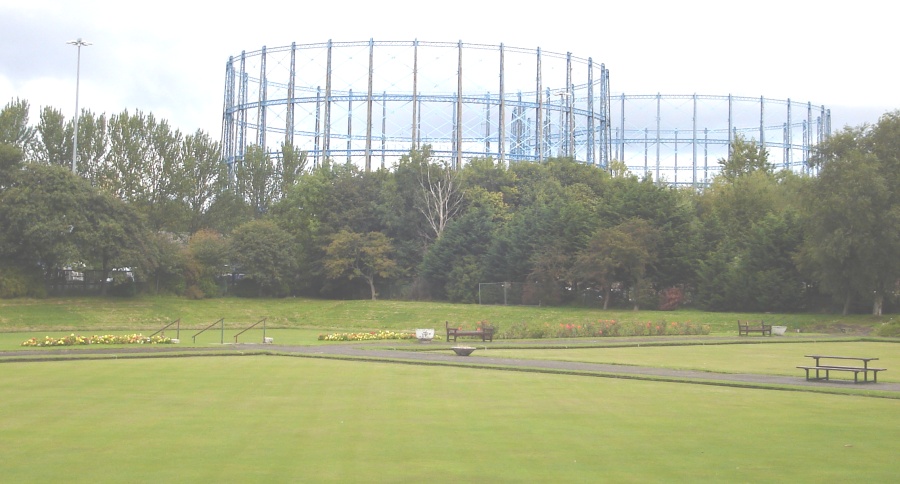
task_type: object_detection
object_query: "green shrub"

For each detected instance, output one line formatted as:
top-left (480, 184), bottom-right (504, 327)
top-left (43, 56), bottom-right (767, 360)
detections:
top-left (875, 320), bottom-right (900, 337)
top-left (0, 267), bottom-right (46, 298)
top-left (497, 319), bottom-right (710, 339)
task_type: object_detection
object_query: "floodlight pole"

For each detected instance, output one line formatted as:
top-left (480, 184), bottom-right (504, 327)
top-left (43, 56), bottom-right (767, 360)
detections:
top-left (67, 38), bottom-right (91, 174)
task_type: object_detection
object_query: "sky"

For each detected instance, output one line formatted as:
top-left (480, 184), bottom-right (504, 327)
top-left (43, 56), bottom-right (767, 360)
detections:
top-left (1, 0), bottom-right (897, 139)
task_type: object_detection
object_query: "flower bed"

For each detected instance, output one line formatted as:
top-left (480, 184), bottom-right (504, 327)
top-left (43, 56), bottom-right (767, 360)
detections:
top-left (317, 330), bottom-right (416, 342)
top-left (21, 333), bottom-right (174, 347)
top-left (497, 319), bottom-right (710, 339)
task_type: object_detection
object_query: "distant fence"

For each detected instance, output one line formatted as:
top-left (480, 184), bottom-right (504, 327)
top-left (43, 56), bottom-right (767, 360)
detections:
top-left (478, 282), bottom-right (540, 306)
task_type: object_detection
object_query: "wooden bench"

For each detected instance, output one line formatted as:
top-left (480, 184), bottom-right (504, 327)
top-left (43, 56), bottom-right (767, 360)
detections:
top-left (797, 355), bottom-right (886, 383)
top-left (446, 321), bottom-right (494, 343)
top-left (738, 320), bottom-right (771, 336)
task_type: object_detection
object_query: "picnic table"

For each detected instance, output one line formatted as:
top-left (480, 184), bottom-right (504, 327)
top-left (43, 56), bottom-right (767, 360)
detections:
top-left (797, 355), bottom-right (886, 383)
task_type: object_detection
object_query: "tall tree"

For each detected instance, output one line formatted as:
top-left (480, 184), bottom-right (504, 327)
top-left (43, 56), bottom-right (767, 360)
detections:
top-left (74, 110), bottom-right (109, 181)
top-left (77, 189), bottom-right (149, 296)
top-left (0, 143), bottom-right (23, 189)
top-left (0, 98), bottom-right (36, 157)
top-left (717, 134), bottom-right (772, 182)
top-left (799, 115), bottom-right (900, 315)
top-left (278, 141), bottom-right (308, 198)
top-left (0, 164), bottom-right (89, 281)
top-left (409, 146), bottom-right (464, 242)
top-left (35, 106), bottom-right (71, 166)
top-left (234, 144), bottom-right (278, 217)
top-left (180, 130), bottom-right (225, 233)
top-left (229, 219), bottom-right (298, 297)
top-left (323, 230), bottom-right (399, 300)
top-left (574, 218), bottom-right (660, 310)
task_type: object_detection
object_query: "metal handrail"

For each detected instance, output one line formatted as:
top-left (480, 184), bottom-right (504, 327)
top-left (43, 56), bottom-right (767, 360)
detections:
top-left (233, 318), bottom-right (267, 344)
top-left (149, 318), bottom-right (180, 339)
top-left (192, 318), bottom-right (224, 344)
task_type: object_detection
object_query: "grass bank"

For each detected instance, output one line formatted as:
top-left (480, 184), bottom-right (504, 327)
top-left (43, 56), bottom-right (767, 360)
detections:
top-left (0, 295), bottom-right (890, 335)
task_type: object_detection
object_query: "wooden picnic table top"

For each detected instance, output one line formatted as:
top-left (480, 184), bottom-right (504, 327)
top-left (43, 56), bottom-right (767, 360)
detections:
top-left (804, 355), bottom-right (879, 369)
top-left (805, 355), bottom-right (878, 361)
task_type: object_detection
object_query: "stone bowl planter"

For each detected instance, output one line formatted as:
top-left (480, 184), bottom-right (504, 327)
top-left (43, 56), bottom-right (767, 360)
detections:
top-left (415, 328), bottom-right (435, 343)
top-left (771, 325), bottom-right (787, 336)
top-left (452, 346), bottom-right (476, 356)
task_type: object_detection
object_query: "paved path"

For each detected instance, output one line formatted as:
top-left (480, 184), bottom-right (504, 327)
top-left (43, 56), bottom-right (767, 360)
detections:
top-left (3, 339), bottom-right (898, 394)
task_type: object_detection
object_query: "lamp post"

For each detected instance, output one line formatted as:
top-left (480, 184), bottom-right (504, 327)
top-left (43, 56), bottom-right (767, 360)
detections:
top-left (67, 38), bottom-right (91, 174)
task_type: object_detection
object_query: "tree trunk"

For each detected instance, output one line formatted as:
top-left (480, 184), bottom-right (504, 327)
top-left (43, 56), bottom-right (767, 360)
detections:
top-left (842, 292), bottom-right (851, 316)
top-left (603, 287), bottom-right (610, 310)
top-left (366, 276), bottom-right (377, 300)
top-left (873, 292), bottom-right (883, 316)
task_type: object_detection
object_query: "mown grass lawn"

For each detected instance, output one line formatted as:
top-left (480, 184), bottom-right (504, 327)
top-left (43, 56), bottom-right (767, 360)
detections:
top-left (483, 341), bottom-right (900, 383)
top-left (2, 356), bottom-right (899, 483)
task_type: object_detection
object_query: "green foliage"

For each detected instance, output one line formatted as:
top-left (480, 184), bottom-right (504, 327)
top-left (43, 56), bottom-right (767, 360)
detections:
top-left (7, 96), bottom-right (900, 314)
top-left (35, 106), bottom-right (71, 166)
top-left (497, 319), bottom-right (710, 338)
top-left (323, 230), bottom-right (400, 300)
top-left (799, 112), bottom-right (900, 315)
top-left (875, 320), bottom-right (900, 337)
top-left (0, 142), bottom-right (24, 188)
top-left (716, 134), bottom-right (772, 182)
top-left (0, 98), bottom-right (36, 153)
top-left (0, 265), bottom-right (46, 298)
top-left (229, 219), bottom-right (298, 297)
top-left (183, 229), bottom-right (228, 298)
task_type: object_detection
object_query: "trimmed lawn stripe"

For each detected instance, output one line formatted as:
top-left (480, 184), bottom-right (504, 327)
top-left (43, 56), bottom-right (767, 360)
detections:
top-left (2, 356), bottom-right (898, 483)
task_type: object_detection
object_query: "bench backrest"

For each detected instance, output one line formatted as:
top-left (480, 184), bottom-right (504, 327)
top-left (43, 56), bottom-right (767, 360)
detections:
top-left (738, 320), bottom-right (769, 328)
top-left (446, 321), bottom-right (495, 333)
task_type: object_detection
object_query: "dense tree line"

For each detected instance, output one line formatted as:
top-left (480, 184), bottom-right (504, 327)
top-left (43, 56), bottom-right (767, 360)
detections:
top-left (2, 97), bottom-right (900, 314)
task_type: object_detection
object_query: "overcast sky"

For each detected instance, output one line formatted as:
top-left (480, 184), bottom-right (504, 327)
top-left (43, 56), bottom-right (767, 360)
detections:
top-left (2, 0), bottom-right (896, 139)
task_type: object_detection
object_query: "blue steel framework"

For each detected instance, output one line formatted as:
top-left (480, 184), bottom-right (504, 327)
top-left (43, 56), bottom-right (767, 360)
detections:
top-left (221, 40), bottom-right (830, 186)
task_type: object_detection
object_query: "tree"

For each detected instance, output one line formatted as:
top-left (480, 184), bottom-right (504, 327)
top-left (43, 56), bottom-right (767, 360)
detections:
top-left (234, 144), bottom-right (278, 217)
top-left (142, 231), bottom-right (186, 295)
top-left (180, 130), bottom-right (226, 233)
top-left (420, 202), bottom-right (500, 301)
top-left (183, 229), bottom-right (229, 298)
top-left (409, 146), bottom-right (464, 242)
top-left (0, 143), bottom-right (23, 189)
top-left (278, 141), bottom-right (308, 197)
top-left (0, 163), bottom-right (147, 292)
top-left (34, 106), bottom-right (71, 166)
top-left (73, 110), bottom-right (108, 181)
top-left (0, 98), bottom-right (36, 155)
top-left (77, 190), bottom-right (150, 296)
top-left (229, 219), bottom-right (298, 297)
top-left (574, 218), bottom-right (660, 310)
top-left (323, 230), bottom-right (399, 300)
top-left (717, 134), bottom-right (772, 182)
top-left (799, 117), bottom-right (900, 315)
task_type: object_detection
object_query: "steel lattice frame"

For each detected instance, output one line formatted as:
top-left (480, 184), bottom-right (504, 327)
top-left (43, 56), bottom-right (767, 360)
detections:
top-left (221, 40), bottom-right (830, 186)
